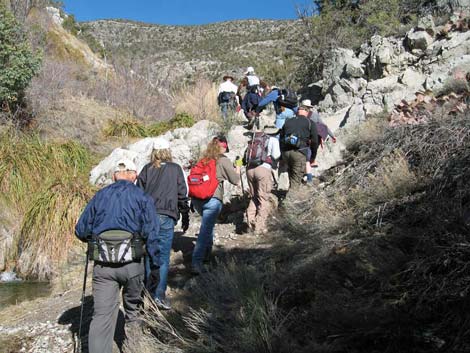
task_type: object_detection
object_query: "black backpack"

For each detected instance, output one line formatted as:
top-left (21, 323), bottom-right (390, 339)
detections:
top-left (278, 89), bottom-right (298, 109)
top-left (218, 91), bottom-right (236, 104)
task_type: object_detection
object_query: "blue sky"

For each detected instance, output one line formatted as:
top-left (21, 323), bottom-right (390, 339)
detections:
top-left (64, 0), bottom-right (312, 25)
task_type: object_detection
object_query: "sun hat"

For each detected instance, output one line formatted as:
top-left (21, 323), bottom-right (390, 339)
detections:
top-left (153, 138), bottom-right (170, 150)
top-left (263, 125), bottom-right (280, 135)
top-left (223, 74), bottom-right (234, 81)
top-left (114, 159), bottom-right (137, 173)
top-left (300, 99), bottom-right (314, 109)
top-left (244, 66), bottom-right (255, 75)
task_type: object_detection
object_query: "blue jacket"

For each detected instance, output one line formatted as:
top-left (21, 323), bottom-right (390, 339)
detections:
top-left (256, 89), bottom-right (295, 128)
top-left (75, 180), bottom-right (160, 257)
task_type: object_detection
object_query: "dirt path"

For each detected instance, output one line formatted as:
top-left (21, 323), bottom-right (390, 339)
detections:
top-left (0, 205), bottom-right (271, 353)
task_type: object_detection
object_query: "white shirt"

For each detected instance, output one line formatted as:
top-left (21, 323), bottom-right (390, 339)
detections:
top-left (247, 74), bottom-right (260, 87)
top-left (218, 80), bottom-right (238, 94)
top-left (262, 136), bottom-right (281, 169)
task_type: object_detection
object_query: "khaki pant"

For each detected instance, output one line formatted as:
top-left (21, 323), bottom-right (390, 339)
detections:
top-left (247, 166), bottom-right (273, 230)
top-left (282, 150), bottom-right (307, 188)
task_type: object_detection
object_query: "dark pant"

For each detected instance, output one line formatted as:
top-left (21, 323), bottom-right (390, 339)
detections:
top-left (282, 149), bottom-right (307, 188)
top-left (88, 261), bottom-right (144, 353)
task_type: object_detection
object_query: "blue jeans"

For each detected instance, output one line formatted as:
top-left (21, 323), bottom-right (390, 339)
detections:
top-left (191, 197), bottom-right (223, 267)
top-left (145, 214), bottom-right (175, 300)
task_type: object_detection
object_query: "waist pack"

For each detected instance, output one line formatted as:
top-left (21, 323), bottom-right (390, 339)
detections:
top-left (88, 230), bottom-right (144, 264)
top-left (187, 158), bottom-right (219, 199)
top-left (245, 132), bottom-right (272, 167)
top-left (284, 134), bottom-right (301, 148)
top-left (219, 91), bottom-right (236, 104)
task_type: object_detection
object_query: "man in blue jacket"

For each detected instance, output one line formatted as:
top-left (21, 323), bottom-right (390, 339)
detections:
top-left (75, 159), bottom-right (159, 353)
top-left (256, 87), bottom-right (296, 129)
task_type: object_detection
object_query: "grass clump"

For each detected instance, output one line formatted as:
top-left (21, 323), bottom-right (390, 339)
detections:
top-left (103, 112), bottom-right (196, 138)
top-left (0, 130), bottom-right (94, 279)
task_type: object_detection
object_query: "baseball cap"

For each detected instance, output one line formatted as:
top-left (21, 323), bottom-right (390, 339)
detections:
top-left (114, 159), bottom-right (137, 173)
top-left (214, 135), bottom-right (229, 152)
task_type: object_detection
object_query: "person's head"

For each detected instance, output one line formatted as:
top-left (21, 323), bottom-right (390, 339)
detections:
top-left (201, 135), bottom-right (229, 161)
top-left (151, 138), bottom-right (172, 168)
top-left (297, 105), bottom-right (311, 117)
top-left (113, 159), bottom-right (137, 183)
top-left (300, 99), bottom-right (314, 111)
top-left (244, 66), bottom-right (255, 75)
top-left (223, 75), bottom-right (234, 82)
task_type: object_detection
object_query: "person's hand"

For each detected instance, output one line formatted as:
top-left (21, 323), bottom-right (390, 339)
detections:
top-left (181, 212), bottom-right (190, 232)
top-left (234, 157), bottom-right (243, 167)
top-left (236, 105), bottom-right (241, 112)
top-left (332, 136), bottom-right (337, 143)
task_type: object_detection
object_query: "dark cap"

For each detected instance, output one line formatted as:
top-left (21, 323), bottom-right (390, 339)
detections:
top-left (213, 135), bottom-right (229, 152)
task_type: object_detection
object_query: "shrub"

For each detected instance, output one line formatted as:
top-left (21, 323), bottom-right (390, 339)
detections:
top-left (0, 5), bottom-right (42, 109)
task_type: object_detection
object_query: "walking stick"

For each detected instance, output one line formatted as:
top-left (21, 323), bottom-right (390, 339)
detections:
top-left (77, 251), bottom-right (89, 352)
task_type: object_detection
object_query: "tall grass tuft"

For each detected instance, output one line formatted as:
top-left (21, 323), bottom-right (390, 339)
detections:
top-left (0, 130), bottom-right (94, 278)
top-left (173, 79), bottom-right (219, 122)
top-left (103, 112), bottom-right (196, 138)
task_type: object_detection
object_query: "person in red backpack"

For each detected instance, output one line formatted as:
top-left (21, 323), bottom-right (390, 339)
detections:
top-left (190, 135), bottom-right (240, 274)
top-left (245, 126), bottom-right (280, 234)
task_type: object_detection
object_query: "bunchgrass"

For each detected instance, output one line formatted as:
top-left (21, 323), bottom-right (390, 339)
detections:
top-left (103, 112), bottom-right (196, 138)
top-left (0, 130), bottom-right (95, 279)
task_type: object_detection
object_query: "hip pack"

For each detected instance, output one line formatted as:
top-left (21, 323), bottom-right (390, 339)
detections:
top-left (88, 230), bottom-right (144, 264)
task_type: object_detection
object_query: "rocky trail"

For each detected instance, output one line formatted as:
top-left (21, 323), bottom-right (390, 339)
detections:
top-left (0, 199), bottom-right (279, 353)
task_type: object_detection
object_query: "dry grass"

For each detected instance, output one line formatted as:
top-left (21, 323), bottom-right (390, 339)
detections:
top-left (172, 79), bottom-right (220, 122)
top-left (0, 130), bottom-right (94, 279)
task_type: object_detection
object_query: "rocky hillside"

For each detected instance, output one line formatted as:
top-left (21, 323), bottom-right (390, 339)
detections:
top-left (81, 18), bottom-right (303, 88)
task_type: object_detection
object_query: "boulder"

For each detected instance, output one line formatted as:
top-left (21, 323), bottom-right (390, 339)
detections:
top-left (406, 30), bottom-right (434, 52)
top-left (344, 58), bottom-right (364, 78)
top-left (417, 15), bottom-right (436, 35)
top-left (322, 48), bottom-right (358, 93)
top-left (399, 68), bottom-right (426, 89)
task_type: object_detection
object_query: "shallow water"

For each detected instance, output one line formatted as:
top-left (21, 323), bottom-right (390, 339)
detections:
top-left (0, 281), bottom-right (51, 309)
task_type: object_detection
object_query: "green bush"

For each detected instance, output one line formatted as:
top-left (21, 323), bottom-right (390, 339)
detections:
top-left (0, 5), bottom-right (41, 108)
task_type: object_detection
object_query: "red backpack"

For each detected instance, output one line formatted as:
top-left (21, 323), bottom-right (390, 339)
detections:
top-left (187, 158), bottom-right (219, 199)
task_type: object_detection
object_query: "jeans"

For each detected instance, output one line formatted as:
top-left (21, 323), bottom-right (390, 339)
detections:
top-left (191, 197), bottom-right (223, 267)
top-left (145, 214), bottom-right (175, 300)
top-left (220, 102), bottom-right (236, 121)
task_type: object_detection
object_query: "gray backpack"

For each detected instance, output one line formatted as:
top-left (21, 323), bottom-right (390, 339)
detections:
top-left (88, 230), bottom-right (144, 264)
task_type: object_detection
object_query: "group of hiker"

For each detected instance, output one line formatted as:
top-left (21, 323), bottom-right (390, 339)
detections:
top-left (74, 65), bottom-right (337, 353)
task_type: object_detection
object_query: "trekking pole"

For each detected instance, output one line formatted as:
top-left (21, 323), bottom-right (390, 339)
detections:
top-left (77, 250), bottom-right (89, 353)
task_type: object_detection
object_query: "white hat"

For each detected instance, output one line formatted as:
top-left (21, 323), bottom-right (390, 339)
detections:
top-left (152, 138), bottom-right (170, 150)
top-left (245, 66), bottom-right (255, 75)
top-left (114, 159), bottom-right (137, 173)
top-left (263, 125), bottom-right (280, 135)
top-left (300, 99), bottom-right (314, 109)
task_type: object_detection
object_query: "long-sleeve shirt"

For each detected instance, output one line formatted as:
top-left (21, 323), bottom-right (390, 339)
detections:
top-left (214, 155), bottom-right (240, 201)
top-left (136, 161), bottom-right (189, 221)
top-left (309, 111), bottom-right (335, 138)
top-left (281, 116), bottom-right (319, 162)
top-left (75, 180), bottom-right (160, 243)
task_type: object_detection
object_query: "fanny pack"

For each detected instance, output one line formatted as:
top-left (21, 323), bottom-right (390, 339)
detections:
top-left (284, 134), bottom-right (301, 148)
top-left (87, 230), bottom-right (144, 264)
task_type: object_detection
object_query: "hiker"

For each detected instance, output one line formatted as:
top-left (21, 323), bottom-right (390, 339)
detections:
top-left (256, 87), bottom-right (297, 129)
top-left (301, 99), bottom-right (336, 180)
top-left (75, 159), bottom-right (159, 353)
top-left (244, 126), bottom-right (281, 234)
top-left (217, 74), bottom-right (239, 121)
top-left (136, 138), bottom-right (189, 311)
top-left (189, 136), bottom-right (240, 274)
top-left (241, 88), bottom-right (261, 129)
top-left (280, 103), bottom-right (319, 188)
top-left (237, 66), bottom-right (268, 102)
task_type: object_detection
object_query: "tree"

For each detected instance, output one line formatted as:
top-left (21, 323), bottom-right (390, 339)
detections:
top-left (0, 4), bottom-right (41, 110)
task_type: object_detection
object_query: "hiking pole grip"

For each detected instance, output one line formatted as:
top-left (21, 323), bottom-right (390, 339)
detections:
top-left (78, 250), bottom-right (89, 353)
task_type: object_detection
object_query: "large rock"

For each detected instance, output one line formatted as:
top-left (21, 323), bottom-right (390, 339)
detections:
top-left (399, 68), bottom-right (426, 89)
top-left (90, 120), bottom-right (218, 186)
top-left (406, 29), bottom-right (434, 52)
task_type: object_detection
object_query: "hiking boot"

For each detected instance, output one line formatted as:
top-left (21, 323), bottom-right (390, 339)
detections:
top-left (154, 297), bottom-right (172, 311)
top-left (191, 264), bottom-right (207, 275)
